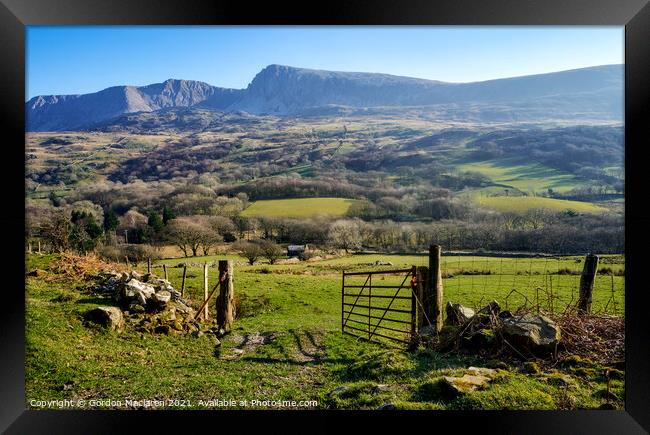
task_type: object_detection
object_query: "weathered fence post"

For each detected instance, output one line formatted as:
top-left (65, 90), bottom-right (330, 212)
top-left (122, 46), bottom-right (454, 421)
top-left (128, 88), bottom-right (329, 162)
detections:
top-left (410, 267), bottom-right (417, 337)
top-left (203, 263), bottom-right (209, 321)
top-left (341, 271), bottom-right (345, 333)
top-left (163, 264), bottom-right (168, 281)
top-left (578, 253), bottom-right (599, 315)
top-left (428, 245), bottom-right (444, 332)
top-left (181, 265), bottom-right (187, 298)
top-left (416, 266), bottom-right (429, 330)
top-left (147, 258), bottom-right (151, 274)
top-left (27, 242), bottom-right (32, 254)
top-left (216, 260), bottom-right (235, 333)
top-left (38, 240), bottom-right (41, 255)
top-left (368, 274), bottom-right (372, 340)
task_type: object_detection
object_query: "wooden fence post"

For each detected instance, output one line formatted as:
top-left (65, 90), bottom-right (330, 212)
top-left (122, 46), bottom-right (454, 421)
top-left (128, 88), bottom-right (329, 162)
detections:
top-left (429, 245), bottom-right (444, 332)
top-left (216, 260), bottom-right (235, 333)
top-left (147, 258), bottom-right (151, 274)
top-left (163, 264), bottom-right (168, 281)
top-left (578, 253), bottom-right (599, 315)
top-left (38, 240), bottom-right (41, 254)
top-left (27, 242), bottom-right (32, 254)
top-left (181, 265), bottom-right (187, 298)
top-left (203, 263), bottom-right (209, 321)
top-left (416, 266), bottom-right (429, 330)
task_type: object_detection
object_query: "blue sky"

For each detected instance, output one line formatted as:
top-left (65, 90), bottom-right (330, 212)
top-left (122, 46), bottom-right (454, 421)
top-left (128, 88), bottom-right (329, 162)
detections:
top-left (26, 26), bottom-right (624, 100)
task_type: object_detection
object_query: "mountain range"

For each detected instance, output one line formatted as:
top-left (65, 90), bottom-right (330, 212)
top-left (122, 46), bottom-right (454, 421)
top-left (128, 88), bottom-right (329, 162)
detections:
top-left (26, 64), bottom-right (624, 131)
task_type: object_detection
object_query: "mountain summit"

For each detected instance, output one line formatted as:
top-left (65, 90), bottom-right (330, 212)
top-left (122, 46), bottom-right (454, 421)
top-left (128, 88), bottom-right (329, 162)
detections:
top-left (26, 64), bottom-right (623, 131)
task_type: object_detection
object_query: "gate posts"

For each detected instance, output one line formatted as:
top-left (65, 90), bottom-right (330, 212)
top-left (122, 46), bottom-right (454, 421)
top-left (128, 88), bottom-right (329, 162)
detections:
top-left (216, 260), bottom-right (235, 333)
top-left (416, 266), bottom-right (429, 330)
top-left (203, 263), bottom-right (209, 321)
top-left (578, 253), bottom-right (599, 315)
top-left (181, 265), bottom-right (187, 298)
top-left (428, 245), bottom-right (444, 333)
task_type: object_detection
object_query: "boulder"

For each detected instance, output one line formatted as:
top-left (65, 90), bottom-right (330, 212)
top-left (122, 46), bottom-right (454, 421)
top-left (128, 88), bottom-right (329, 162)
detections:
top-left (85, 306), bottom-right (124, 331)
top-left (152, 290), bottom-right (171, 304)
top-left (501, 313), bottom-right (561, 354)
top-left (149, 278), bottom-right (172, 287)
top-left (466, 367), bottom-right (497, 377)
top-left (441, 374), bottom-right (491, 395)
top-left (130, 271), bottom-right (143, 281)
top-left (329, 386), bottom-right (349, 397)
top-left (119, 279), bottom-right (156, 302)
top-left (445, 302), bottom-right (475, 326)
top-left (437, 325), bottom-right (459, 349)
top-left (128, 303), bottom-right (146, 314)
top-left (463, 328), bottom-right (496, 349)
top-left (441, 367), bottom-right (497, 395)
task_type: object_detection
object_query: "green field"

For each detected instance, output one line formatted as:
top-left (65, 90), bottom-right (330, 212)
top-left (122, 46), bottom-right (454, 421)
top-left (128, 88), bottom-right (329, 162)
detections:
top-left (26, 252), bottom-right (624, 410)
top-left (474, 196), bottom-right (609, 214)
top-left (241, 197), bottom-right (358, 218)
top-left (456, 158), bottom-right (589, 194)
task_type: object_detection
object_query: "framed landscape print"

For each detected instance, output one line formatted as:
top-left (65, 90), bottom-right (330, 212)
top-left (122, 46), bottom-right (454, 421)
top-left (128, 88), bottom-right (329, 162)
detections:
top-left (2, 0), bottom-right (650, 432)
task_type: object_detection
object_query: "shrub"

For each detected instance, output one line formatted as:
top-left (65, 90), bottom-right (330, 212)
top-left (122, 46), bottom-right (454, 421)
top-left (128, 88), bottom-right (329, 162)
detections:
top-left (98, 244), bottom-right (161, 263)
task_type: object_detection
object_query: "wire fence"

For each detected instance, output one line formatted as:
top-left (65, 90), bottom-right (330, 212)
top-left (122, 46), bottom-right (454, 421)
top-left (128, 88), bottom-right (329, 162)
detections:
top-left (428, 253), bottom-right (625, 317)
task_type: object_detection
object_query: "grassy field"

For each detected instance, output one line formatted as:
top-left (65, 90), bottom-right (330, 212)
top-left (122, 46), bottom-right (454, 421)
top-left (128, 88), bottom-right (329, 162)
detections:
top-left (241, 197), bottom-right (358, 218)
top-left (474, 196), bottom-right (609, 214)
top-left (456, 158), bottom-right (590, 194)
top-left (25, 252), bottom-right (624, 410)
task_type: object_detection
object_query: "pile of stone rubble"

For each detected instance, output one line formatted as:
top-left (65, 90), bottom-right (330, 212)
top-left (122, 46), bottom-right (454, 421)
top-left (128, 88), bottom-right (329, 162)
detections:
top-left (84, 270), bottom-right (217, 337)
top-left (420, 300), bottom-right (562, 358)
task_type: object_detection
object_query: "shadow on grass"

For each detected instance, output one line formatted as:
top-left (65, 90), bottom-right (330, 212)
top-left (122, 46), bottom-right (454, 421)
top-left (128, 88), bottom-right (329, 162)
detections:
top-left (290, 329), bottom-right (324, 363)
top-left (75, 296), bottom-right (116, 305)
top-left (239, 355), bottom-right (356, 367)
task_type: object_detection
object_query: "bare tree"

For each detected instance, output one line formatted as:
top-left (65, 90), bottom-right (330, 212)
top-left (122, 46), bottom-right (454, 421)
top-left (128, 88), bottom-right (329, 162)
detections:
top-left (199, 230), bottom-right (223, 256)
top-left (328, 219), bottom-right (362, 253)
top-left (233, 240), bottom-right (263, 265)
top-left (260, 239), bottom-right (283, 264)
top-left (208, 216), bottom-right (236, 238)
top-left (165, 219), bottom-right (205, 257)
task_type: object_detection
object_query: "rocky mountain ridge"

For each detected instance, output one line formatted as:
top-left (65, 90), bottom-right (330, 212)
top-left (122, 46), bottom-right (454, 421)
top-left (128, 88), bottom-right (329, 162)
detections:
top-left (27, 64), bottom-right (623, 131)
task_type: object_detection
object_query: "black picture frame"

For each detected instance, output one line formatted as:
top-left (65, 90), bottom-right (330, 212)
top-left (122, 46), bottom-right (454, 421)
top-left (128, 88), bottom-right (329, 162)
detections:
top-left (2, 0), bottom-right (649, 433)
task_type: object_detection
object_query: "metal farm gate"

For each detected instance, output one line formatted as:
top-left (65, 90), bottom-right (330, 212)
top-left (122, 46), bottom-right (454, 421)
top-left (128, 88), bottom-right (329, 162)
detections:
top-left (341, 267), bottom-right (417, 346)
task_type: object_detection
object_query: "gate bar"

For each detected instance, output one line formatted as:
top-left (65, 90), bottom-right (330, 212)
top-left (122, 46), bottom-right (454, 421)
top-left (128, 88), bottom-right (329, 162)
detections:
top-left (343, 303), bottom-right (412, 314)
top-left (344, 317), bottom-right (413, 334)
top-left (343, 325), bottom-right (411, 345)
top-left (343, 268), bottom-right (414, 276)
top-left (343, 311), bottom-right (412, 325)
top-left (343, 294), bottom-right (411, 300)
